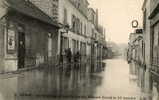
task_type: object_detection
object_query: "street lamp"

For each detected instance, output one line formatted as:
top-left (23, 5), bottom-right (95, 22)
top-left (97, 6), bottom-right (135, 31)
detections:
top-left (59, 23), bottom-right (70, 64)
top-left (59, 23), bottom-right (70, 34)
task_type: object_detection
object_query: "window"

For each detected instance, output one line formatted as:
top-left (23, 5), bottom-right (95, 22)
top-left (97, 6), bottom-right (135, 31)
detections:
top-left (84, 24), bottom-right (86, 36)
top-left (81, 22), bottom-right (83, 35)
top-left (78, 20), bottom-right (80, 34)
top-left (72, 39), bottom-right (76, 54)
top-left (72, 15), bottom-right (76, 32)
top-left (143, 9), bottom-right (146, 30)
top-left (51, 0), bottom-right (58, 21)
top-left (75, 17), bottom-right (78, 33)
top-left (63, 8), bottom-right (68, 25)
top-left (48, 35), bottom-right (52, 57)
top-left (62, 37), bottom-right (69, 51)
top-left (7, 21), bottom-right (17, 54)
top-left (152, 23), bottom-right (159, 65)
top-left (77, 18), bottom-right (80, 34)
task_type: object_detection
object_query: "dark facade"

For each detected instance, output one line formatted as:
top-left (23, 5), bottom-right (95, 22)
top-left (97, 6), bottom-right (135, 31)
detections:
top-left (149, 0), bottom-right (159, 94)
top-left (0, 0), bottom-right (59, 72)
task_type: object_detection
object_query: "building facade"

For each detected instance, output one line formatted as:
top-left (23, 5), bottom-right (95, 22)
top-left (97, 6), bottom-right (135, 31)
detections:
top-left (0, 0), bottom-right (107, 73)
top-left (28, 0), bottom-right (107, 67)
top-left (0, 0), bottom-right (59, 72)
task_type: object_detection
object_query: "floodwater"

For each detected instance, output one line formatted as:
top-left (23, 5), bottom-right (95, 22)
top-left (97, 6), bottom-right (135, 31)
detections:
top-left (0, 59), bottom-right (154, 100)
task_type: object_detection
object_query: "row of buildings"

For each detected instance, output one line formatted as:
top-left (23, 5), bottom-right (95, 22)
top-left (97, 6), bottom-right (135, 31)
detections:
top-left (0, 0), bottom-right (107, 73)
top-left (127, 0), bottom-right (159, 98)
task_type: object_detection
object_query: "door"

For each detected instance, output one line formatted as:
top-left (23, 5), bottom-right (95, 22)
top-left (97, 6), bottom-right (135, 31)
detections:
top-left (18, 31), bottom-right (25, 69)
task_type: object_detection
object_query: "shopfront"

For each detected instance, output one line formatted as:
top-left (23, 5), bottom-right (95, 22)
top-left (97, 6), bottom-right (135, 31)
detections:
top-left (0, 0), bottom-right (59, 72)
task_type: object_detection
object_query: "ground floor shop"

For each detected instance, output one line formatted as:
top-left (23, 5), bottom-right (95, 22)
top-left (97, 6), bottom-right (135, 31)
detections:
top-left (0, 6), bottom-right (59, 72)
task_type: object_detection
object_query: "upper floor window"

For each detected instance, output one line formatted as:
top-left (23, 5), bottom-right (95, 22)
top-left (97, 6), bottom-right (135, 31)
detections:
top-left (72, 15), bottom-right (76, 32)
top-left (84, 24), bottom-right (86, 36)
top-left (143, 9), bottom-right (146, 30)
top-left (63, 8), bottom-right (68, 25)
top-left (81, 22), bottom-right (83, 35)
top-left (76, 18), bottom-right (80, 34)
top-left (51, 1), bottom-right (58, 21)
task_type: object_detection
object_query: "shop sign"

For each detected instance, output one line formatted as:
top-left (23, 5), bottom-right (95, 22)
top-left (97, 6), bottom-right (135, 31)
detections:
top-left (132, 20), bottom-right (138, 28)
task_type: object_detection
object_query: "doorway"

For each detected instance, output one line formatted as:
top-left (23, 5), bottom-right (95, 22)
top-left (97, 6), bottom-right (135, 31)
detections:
top-left (18, 26), bottom-right (25, 69)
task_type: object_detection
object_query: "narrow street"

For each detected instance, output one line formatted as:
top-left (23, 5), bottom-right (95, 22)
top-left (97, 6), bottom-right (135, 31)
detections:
top-left (0, 58), bottom-right (151, 100)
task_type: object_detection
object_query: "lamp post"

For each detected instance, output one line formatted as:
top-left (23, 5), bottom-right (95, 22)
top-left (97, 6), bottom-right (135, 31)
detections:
top-left (59, 24), bottom-right (70, 64)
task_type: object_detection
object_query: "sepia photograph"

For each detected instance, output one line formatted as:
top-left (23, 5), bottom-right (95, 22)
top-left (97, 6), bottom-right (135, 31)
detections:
top-left (0, 0), bottom-right (158, 100)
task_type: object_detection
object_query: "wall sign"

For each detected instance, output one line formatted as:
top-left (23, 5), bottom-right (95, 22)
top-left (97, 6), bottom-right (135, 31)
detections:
top-left (7, 29), bottom-right (16, 54)
top-left (132, 20), bottom-right (138, 28)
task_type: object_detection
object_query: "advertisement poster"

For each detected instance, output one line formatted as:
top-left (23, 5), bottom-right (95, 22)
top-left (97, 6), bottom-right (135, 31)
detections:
top-left (7, 29), bottom-right (15, 53)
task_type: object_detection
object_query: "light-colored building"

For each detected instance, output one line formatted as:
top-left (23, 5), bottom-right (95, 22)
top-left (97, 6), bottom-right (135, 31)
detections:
top-left (28, 0), bottom-right (90, 64)
top-left (58, 0), bottom-right (89, 63)
top-left (28, 0), bottom-right (107, 66)
top-left (128, 29), bottom-right (146, 90)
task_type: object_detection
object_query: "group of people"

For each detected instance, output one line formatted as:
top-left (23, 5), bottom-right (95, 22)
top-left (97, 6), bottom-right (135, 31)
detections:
top-left (60, 48), bottom-right (81, 65)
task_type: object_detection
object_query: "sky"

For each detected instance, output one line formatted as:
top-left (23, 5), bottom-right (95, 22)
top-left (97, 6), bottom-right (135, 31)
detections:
top-left (88, 0), bottom-right (144, 44)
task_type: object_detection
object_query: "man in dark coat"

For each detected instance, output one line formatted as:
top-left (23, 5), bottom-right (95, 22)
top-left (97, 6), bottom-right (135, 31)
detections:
top-left (67, 48), bottom-right (72, 64)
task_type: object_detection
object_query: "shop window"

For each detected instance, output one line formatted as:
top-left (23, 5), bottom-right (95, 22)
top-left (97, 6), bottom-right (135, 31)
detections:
top-left (48, 33), bottom-right (52, 57)
top-left (152, 23), bottom-right (159, 65)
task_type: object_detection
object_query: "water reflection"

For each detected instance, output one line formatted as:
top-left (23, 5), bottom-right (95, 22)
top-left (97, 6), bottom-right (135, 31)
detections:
top-left (1, 59), bottom-right (153, 100)
top-left (0, 62), bottom-right (105, 100)
top-left (128, 61), bottom-right (156, 100)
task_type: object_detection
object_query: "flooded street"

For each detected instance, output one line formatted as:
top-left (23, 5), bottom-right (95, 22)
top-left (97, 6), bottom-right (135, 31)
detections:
top-left (0, 59), bottom-right (151, 100)
top-left (95, 59), bottom-right (143, 99)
